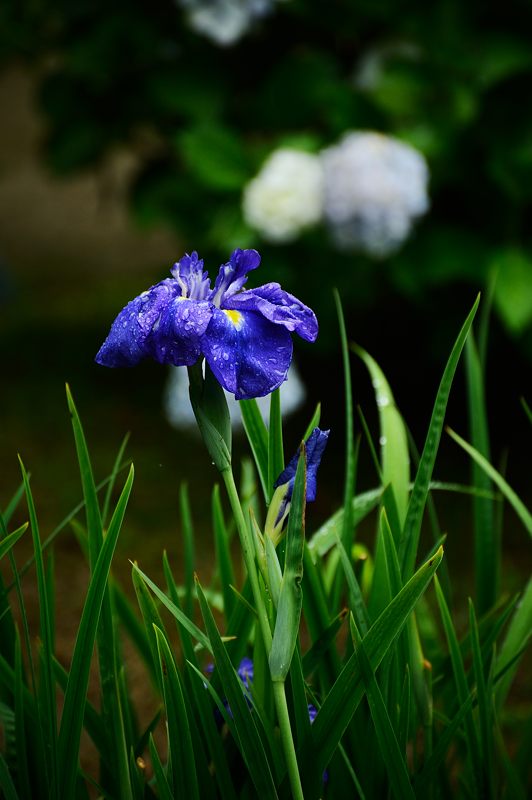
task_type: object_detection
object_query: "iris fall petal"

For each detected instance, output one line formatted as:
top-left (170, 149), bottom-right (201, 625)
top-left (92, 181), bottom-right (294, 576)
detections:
top-left (95, 279), bottom-right (180, 367)
top-left (203, 307), bottom-right (293, 400)
top-left (226, 282), bottom-right (318, 341)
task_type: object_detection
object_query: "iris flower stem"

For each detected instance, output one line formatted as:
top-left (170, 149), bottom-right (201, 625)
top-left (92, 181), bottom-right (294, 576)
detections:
top-left (221, 467), bottom-right (273, 650)
top-left (272, 680), bottom-right (305, 800)
top-left (221, 466), bottom-right (304, 800)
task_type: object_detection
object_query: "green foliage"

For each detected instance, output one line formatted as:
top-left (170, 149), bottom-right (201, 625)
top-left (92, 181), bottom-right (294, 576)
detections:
top-left (0, 301), bottom-right (529, 798)
top-left (491, 248), bottom-right (532, 334)
top-left (177, 124), bottom-right (251, 191)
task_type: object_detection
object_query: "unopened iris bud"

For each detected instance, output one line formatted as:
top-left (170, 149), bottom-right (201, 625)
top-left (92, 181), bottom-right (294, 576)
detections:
top-left (266, 427), bottom-right (330, 546)
top-left (274, 427), bottom-right (330, 502)
top-left (264, 482), bottom-right (291, 547)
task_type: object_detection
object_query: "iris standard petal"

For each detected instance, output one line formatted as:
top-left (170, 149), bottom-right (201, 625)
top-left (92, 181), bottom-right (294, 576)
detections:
top-left (225, 282), bottom-right (318, 342)
top-left (95, 279), bottom-right (180, 367)
top-left (202, 307), bottom-right (293, 400)
top-left (274, 427), bottom-right (330, 501)
top-left (151, 297), bottom-right (213, 366)
top-left (170, 251), bottom-right (211, 300)
top-left (211, 248), bottom-right (261, 305)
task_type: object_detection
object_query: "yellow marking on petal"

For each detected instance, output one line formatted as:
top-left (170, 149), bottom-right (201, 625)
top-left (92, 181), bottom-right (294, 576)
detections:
top-left (223, 309), bottom-right (243, 327)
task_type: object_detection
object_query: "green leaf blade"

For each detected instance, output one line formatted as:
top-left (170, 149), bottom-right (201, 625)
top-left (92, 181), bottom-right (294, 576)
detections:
top-left (132, 562), bottom-right (212, 653)
top-left (196, 579), bottom-right (278, 799)
top-left (305, 546), bottom-right (443, 778)
top-left (19, 458), bottom-right (58, 796)
top-left (401, 295), bottom-right (480, 578)
top-left (354, 345), bottom-right (410, 528)
top-left (0, 524), bottom-right (28, 561)
top-left (465, 335), bottom-right (498, 613)
top-left (154, 626), bottom-right (200, 800)
top-left (269, 445), bottom-right (306, 682)
top-left (447, 428), bottom-right (532, 535)
top-left (267, 388), bottom-right (284, 500)
top-left (351, 618), bottom-right (415, 800)
top-left (57, 464), bottom-right (134, 799)
top-left (239, 398), bottom-right (270, 502)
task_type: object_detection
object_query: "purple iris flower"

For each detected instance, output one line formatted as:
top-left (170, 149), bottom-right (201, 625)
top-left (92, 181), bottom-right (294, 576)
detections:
top-left (205, 657), bottom-right (254, 723)
top-left (274, 427), bottom-right (330, 502)
top-left (95, 248), bottom-right (318, 400)
top-left (208, 659), bottom-right (328, 782)
top-left (308, 704), bottom-right (329, 784)
top-left (205, 656), bottom-right (253, 690)
top-left (236, 656), bottom-right (254, 688)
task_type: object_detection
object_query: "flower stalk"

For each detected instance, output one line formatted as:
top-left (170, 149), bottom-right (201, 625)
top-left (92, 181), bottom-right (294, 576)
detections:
top-left (220, 466), bottom-right (304, 800)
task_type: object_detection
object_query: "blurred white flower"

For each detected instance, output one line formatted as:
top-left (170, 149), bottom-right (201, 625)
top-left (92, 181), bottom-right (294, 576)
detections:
top-left (321, 132), bottom-right (429, 257)
top-left (178, 0), bottom-right (276, 46)
top-left (164, 361), bottom-right (306, 431)
top-left (243, 149), bottom-right (324, 243)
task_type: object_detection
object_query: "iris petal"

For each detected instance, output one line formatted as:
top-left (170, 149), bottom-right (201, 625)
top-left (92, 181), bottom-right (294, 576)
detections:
top-left (153, 298), bottom-right (213, 366)
top-left (95, 279), bottom-right (180, 367)
top-left (225, 282), bottom-right (318, 342)
top-left (237, 657), bottom-right (254, 688)
top-left (202, 308), bottom-right (293, 400)
top-left (170, 251), bottom-right (211, 300)
top-left (211, 248), bottom-right (261, 305)
top-left (274, 427), bottom-right (330, 501)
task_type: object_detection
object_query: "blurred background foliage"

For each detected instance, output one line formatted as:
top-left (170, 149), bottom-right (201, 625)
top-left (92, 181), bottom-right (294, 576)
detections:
top-left (0, 0), bottom-right (530, 584)
top-left (1, 0), bottom-right (532, 350)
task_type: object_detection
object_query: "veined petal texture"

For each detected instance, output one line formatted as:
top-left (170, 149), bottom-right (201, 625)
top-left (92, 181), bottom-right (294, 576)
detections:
top-left (95, 279), bottom-right (180, 367)
top-left (275, 427), bottom-right (330, 501)
top-left (154, 298), bottom-right (213, 366)
top-left (226, 282), bottom-right (318, 341)
top-left (211, 248), bottom-right (261, 305)
top-left (202, 307), bottom-right (293, 400)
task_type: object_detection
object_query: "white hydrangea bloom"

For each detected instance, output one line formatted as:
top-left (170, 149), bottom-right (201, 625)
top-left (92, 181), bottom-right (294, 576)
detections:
top-left (178, 0), bottom-right (275, 46)
top-left (243, 149), bottom-right (324, 243)
top-left (164, 362), bottom-right (306, 431)
top-left (321, 132), bottom-right (429, 257)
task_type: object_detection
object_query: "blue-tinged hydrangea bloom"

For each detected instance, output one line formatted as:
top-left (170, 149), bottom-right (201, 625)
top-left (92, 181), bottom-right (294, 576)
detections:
top-left (274, 427), bottom-right (330, 502)
top-left (96, 248), bottom-right (318, 400)
top-left (322, 131), bottom-right (429, 258)
top-left (178, 0), bottom-right (277, 47)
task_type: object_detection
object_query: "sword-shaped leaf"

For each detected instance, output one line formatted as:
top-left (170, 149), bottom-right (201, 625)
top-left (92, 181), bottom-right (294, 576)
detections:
top-left (301, 546), bottom-right (443, 782)
top-left (269, 445), bottom-right (306, 682)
